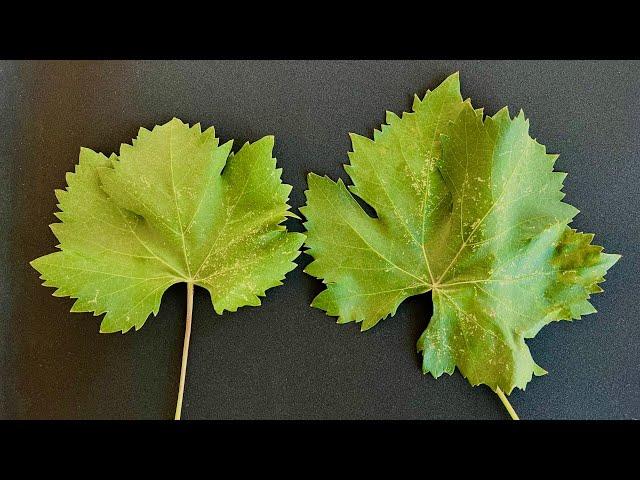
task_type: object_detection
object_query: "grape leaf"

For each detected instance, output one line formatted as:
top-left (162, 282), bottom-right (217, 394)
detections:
top-left (31, 118), bottom-right (305, 334)
top-left (301, 73), bottom-right (620, 394)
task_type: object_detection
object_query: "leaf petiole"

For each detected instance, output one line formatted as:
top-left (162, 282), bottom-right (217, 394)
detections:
top-left (495, 387), bottom-right (520, 420)
top-left (175, 282), bottom-right (194, 420)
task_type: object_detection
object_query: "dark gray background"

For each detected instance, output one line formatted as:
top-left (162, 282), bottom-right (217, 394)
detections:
top-left (1, 61), bottom-right (638, 419)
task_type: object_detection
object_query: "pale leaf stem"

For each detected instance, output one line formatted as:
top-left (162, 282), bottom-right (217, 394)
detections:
top-left (175, 282), bottom-right (194, 420)
top-left (495, 387), bottom-right (520, 420)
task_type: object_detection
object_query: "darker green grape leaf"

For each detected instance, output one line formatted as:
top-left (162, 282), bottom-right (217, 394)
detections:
top-left (302, 73), bottom-right (619, 393)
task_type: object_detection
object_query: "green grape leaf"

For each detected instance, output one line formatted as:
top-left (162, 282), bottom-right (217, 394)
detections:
top-left (32, 118), bottom-right (305, 333)
top-left (302, 73), bottom-right (620, 394)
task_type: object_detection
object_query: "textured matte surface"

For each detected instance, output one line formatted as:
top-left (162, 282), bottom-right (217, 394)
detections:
top-left (1, 60), bottom-right (638, 419)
